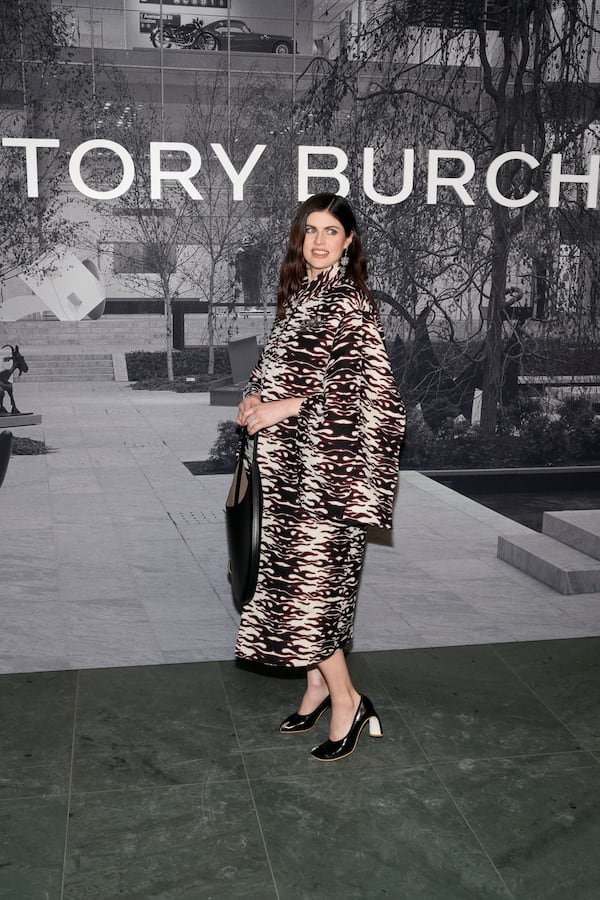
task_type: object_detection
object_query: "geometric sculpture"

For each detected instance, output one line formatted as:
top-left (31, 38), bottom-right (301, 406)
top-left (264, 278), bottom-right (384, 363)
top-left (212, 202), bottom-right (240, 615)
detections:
top-left (0, 245), bottom-right (106, 321)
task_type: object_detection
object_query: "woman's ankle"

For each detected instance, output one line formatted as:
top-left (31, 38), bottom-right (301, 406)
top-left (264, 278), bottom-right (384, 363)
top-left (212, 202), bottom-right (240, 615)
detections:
top-left (297, 684), bottom-right (329, 715)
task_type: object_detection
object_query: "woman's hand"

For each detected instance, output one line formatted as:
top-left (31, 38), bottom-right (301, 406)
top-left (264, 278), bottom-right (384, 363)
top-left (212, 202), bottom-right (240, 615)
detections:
top-left (236, 394), bottom-right (262, 430)
top-left (236, 394), bottom-right (304, 435)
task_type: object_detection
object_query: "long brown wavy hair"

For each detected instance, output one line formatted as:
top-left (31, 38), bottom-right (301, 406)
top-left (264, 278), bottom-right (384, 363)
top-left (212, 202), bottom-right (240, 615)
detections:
top-left (276, 193), bottom-right (370, 318)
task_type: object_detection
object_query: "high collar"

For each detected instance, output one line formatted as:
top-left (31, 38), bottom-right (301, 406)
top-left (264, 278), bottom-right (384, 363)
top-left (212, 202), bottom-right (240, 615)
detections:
top-left (302, 261), bottom-right (342, 293)
top-left (282, 263), bottom-right (344, 318)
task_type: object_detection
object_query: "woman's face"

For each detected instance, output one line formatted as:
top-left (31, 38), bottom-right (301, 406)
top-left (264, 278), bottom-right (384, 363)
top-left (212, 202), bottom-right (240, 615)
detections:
top-left (302, 209), bottom-right (352, 280)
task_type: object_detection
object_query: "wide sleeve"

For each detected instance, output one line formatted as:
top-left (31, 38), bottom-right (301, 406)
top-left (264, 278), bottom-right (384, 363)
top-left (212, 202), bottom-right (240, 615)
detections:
top-left (296, 296), bottom-right (405, 528)
top-left (296, 300), bottom-right (363, 520)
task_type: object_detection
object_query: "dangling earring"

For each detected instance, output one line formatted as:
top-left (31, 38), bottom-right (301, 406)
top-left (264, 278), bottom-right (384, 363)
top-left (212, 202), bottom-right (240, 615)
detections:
top-left (340, 247), bottom-right (349, 276)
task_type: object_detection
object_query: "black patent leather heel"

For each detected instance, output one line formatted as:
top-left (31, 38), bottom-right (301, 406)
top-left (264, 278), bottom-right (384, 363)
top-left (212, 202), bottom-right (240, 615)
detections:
top-left (310, 695), bottom-right (382, 761)
top-left (279, 695), bottom-right (332, 734)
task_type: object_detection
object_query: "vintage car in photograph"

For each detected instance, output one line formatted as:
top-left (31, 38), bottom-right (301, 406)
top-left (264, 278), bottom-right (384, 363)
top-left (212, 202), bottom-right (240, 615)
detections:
top-left (203, 19), bottom-right (294, 54)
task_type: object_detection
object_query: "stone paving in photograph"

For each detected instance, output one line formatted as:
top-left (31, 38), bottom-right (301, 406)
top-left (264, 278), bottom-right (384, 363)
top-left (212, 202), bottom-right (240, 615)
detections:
top-left (2, 380), bottom-right (599, 675)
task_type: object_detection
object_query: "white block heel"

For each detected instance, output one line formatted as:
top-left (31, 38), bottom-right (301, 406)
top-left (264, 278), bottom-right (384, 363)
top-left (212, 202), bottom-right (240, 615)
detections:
top-left (368, 715), bottom-right (383, 738)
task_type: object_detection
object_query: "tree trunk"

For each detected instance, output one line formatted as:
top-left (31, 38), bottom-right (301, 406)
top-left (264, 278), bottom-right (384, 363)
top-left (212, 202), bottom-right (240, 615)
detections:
top-left (480, 210), bottom-right (509, 436)
top-left (207, 264), bottom-right (215, 376)
top-left (163, 280), bottom-right (174, 382)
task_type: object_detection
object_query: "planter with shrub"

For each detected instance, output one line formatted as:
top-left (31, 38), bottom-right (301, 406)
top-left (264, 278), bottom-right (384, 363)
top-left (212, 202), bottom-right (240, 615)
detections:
top-left (126, 347), bottom-right (231, 390)
top-left (194, 395), bottom-right (600, 475)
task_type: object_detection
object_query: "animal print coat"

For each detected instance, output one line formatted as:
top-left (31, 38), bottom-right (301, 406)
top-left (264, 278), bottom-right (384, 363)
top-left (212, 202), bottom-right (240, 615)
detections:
top-left (246, 265), bottom-right (405, 528)
top-left (234, 265), bottom-right (405, 667)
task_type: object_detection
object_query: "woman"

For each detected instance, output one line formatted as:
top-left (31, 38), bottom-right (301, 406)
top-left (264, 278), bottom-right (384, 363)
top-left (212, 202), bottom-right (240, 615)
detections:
top-left (235, 193), bottom-right (405, 761)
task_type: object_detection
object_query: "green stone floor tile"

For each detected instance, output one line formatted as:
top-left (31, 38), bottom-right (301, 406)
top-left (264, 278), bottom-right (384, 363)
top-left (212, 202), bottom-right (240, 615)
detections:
top-left (0, 796), bottom-right (68, 900)
top-left (71, 663), bottom-right (245, 792)
top-left (219, 658), bottom-right (308, 719)
top-left (63, 782), bottom-right (278, 900)
top-left (435, 750), bottom-right (600, 900)
top-left (367, 645), bottom-right (581, 761)
top-left (251, 765), bottom-right (512, 900)
top-left (2, 640), bottom-right (599, 899)
top-left (493, 638), bottom-right (600, 750)
top-left (241, 706), bottom-right (427, 779)
top-left (0, 670), bottom-right (76, 799)
top-left (346, 651), bottom-right (401, 708)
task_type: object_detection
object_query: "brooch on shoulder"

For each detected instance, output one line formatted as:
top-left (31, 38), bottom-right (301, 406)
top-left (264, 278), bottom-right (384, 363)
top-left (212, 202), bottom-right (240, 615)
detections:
top-left (298, 313), bottom-right (325, 329)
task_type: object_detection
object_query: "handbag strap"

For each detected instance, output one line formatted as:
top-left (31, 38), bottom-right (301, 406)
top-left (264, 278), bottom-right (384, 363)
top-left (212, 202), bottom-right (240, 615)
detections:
top-left (233, 427), bottom-right (258, 503)
top-left (232, 427), bottom-right (247, 503)
top-left (247, 429), bottom-right (257, 466)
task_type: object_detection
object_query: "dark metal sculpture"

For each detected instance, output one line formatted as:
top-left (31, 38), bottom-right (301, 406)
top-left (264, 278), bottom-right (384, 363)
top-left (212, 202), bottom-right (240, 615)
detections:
top-left (0, 344), bottom-right (29, 415)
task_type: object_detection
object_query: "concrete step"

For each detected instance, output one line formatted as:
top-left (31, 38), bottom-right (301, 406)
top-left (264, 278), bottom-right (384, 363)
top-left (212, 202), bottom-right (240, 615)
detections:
top-left (15, 353), bottom-right (116, 382)
top-left (26, 363), bottom-right (114, 373)
top-left (26, 353), bottom-right (114, 361)
top-left (543, 510), bottom-right (600, 560)
top-left (27, 361), bottom-right (114, 369)
top-left (22, 373), bottom-right (115, 382)
top-left (497, 532), bottom-right (600, 594)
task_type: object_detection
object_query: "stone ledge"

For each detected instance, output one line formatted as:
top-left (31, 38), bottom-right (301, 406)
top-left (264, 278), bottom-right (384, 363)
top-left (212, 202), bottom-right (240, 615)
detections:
top-left (498, 531), bottom-right (600, 594)
top-left (518, 374), bottom-right (600, 385)
top-left (209, 384), bottom-right (242, 407)
top-left (0, 414), bottom-right (42, 428)
top-left (543, 510), bottom-right (600, 561)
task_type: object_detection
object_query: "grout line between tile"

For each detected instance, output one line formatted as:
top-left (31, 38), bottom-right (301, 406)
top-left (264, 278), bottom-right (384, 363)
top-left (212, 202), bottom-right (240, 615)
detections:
top-left (372, 642), bottom-right (597, 765)
top-left (489, 642), bottom-right (593, 745)
top-left (59, 669), bottom-right (80, 900)
top-left (362, 652), bottom-right (516, 897)
top-left (430, 760), bottom-right (518, 900)
top-left (422, 747), bottom-right (599, 767)
top-left (65, 775), bottom-right (251, 800)
top-left (217, 661), bottom-right (282, 900)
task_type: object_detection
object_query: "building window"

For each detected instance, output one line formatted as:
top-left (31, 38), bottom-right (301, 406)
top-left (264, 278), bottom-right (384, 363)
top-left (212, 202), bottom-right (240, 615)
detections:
top-left (113, 242), bottom-right (176, 274)
top-left (405, 0), bottom-right (506, 31)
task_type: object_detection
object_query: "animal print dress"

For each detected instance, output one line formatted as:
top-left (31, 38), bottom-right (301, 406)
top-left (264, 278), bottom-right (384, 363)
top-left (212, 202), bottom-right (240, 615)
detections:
top-left (235, 265), bottom-right (405, 668)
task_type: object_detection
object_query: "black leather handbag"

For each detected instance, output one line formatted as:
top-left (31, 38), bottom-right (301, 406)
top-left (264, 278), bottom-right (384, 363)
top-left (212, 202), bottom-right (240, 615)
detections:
top-left (225, 427), bottom-right (262, 613)
top-left (0, 431), bottom-right (12, 489)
